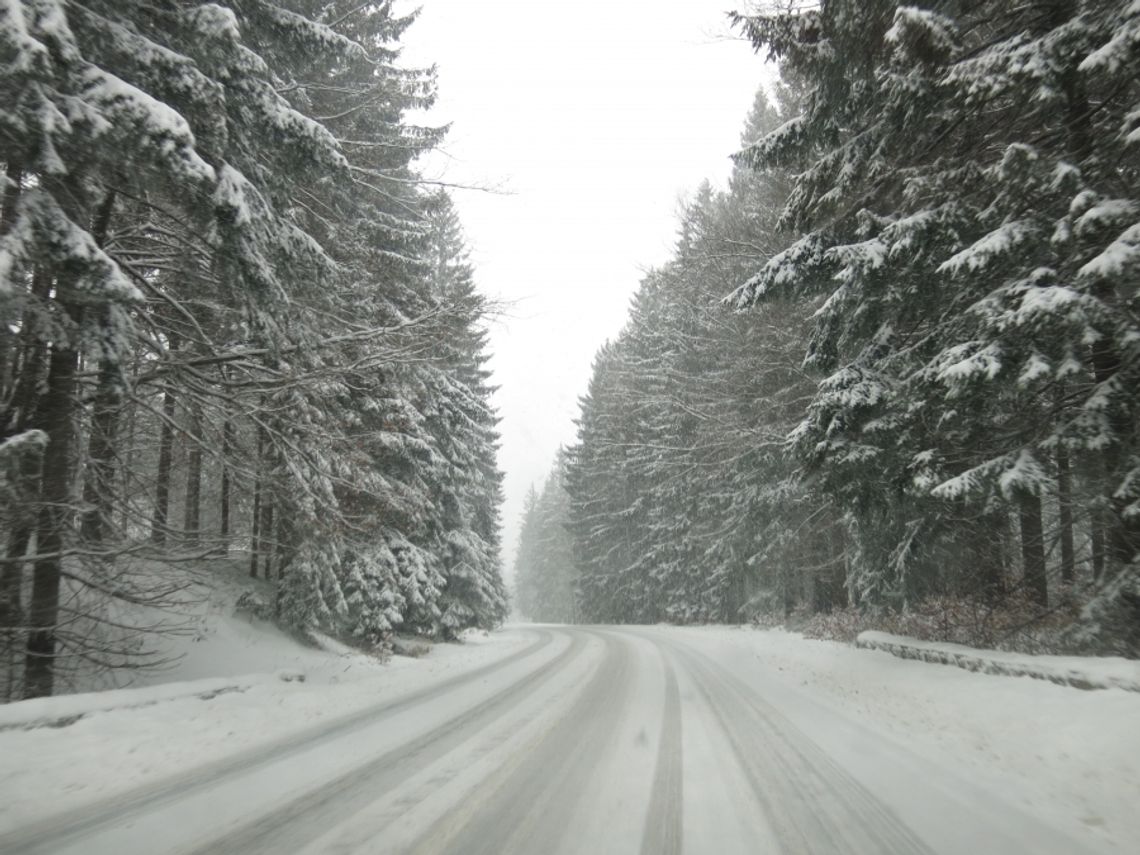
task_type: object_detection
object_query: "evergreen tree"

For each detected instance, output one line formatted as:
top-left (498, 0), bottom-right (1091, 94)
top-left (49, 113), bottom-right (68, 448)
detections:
top-left (0, 0), bottom-right (509, 695)
top-left (513, 455), bottom-right (578, 623)
top-left (729, 1), bottom-right (1140, 637)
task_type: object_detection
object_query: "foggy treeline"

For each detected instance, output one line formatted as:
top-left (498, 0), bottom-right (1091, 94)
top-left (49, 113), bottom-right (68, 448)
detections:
top-left (517, 0), bottom-right (1140, 655)
top-left (0, 1), bottom-right (507, 700)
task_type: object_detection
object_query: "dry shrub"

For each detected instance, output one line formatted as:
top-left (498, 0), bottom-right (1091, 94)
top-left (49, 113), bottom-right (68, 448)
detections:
top-left (792, 589), bottom-right (1088, 654)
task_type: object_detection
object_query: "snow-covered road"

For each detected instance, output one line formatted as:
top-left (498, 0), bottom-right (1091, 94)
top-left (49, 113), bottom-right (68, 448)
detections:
top-left (0, 626), bottom-right (1125, 854)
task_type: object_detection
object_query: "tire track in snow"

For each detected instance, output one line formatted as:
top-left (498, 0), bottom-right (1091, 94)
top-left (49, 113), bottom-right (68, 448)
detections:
top-left (0, 629), bottom-right (557, 855)
top-left (668, 639), bottom-right (934, 855)
top-left (412, 630), bottom-right (635, 855)
top-left (640, 657), bottom-right (682, 855)
top-left (187, 629), bottom-right (595, 855)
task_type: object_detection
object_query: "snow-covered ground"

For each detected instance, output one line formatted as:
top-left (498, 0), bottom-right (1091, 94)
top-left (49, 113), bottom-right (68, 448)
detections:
top-left (0, 569), bottom-right (535, 835)
top-left (664, 625), bottom-right (1140, 852)
top-left (1, 620), bottom-right (1137, 854)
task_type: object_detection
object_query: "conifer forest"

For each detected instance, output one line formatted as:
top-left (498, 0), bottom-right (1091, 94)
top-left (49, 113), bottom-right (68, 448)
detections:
top-left (1, 0), bottom-right (1138, 696)
top-left (2, 3), bottom-right (1140, 854)
top-left (0, 0), bottom-right (507, 700)
top-left (516, 0), bottom-right (1140, 658)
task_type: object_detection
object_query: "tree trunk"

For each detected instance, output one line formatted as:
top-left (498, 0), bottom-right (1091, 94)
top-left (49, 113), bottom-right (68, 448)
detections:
top-left (79, 319), bottom-right (123, 547)
top-left (3, 270), bottom-right (52, 434)
top-left (274, 505), bottom-right (293, 579)
top-left (1091, 512), bottom-right (1106, 582)
top-left (24, 307), bottom-right (83, 698)
top-left (249, 482), bottom-right (261, 578)
top-left (260, 499), bottom-right (275, 580)
top-left (2, 267), bottom-right (52, 697)
top-left (182, 403), bottom-right (202, 549)
top-left (1019, 492), bottom-right (1048, 607)
top-left (249, 422), bottom-right (264, 578)
top-left (24, 187), bottom-right (116, 698)
top-left (219, 418), bottom-right (234, 552)
top-left (1056, 446), bottom-right (1075, 585)
top-left (78, 191), bottom-right (120, 548)
top-left (0, 528), bottom-right (30, 628)
top-left (974, 509), bottom-right (1008, 602)
top-left (151, 382), bottom-right (177, 546)
top-left (0, 160), bottom-right (20, 402)
top-left (1060, 12), bottom-right (1140, 566)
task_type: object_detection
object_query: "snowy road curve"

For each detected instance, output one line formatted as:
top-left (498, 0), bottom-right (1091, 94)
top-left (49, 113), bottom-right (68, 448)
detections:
top-left (0, 627), bottom-right (1103, 854)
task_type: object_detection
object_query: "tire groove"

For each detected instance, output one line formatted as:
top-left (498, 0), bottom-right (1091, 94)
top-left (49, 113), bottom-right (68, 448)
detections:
top-left (668, 639), bottom-right (933, 855)
top-left (640, 656), bottom-right (682, 855)
top-left (0, 629), bottom-right (556, 855)
top-left (418, 630), bottom-right (634, 855)
top-left (193, 630), bottom-right (591, 855)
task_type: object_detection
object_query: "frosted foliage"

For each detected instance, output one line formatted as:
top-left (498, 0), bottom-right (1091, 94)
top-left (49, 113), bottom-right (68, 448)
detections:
top-left (938, 221), bottom-right (1037, 275)
top-left (0, 0), bottom-right (506, 665)
top-left (80, 68), bottom-right (216, 185)
top-left (997, 450), bottom-right (1049, 499)
top-left (716, 0), bottom-right (1140, 624)
top-left (1, 190), bottom-right (140, 301)
top-left (0, 429), bottom-right (47, 462)
top-left (184, 3), bottom-right (241, 42)
top-left (1079, 2), bottom-right (1140, 74)
top-left (885, 6), bottom-right (958, 57)
top-left (1079, 223), bottom-right (1140, 282)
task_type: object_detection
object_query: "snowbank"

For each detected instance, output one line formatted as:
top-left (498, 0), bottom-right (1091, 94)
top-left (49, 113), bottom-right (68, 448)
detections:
top-left (0, 672), bottom-right (299, 732)
top-left (0, 624), bottom-right (534, 833)
top-left (855, 630), bottom-right (1140, 692)
top-left (0, 557), bottom-right (534, 832)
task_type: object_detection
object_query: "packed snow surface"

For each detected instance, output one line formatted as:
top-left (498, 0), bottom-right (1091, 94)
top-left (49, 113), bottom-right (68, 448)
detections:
top-left (1, 623), bottom-right (1136, 854)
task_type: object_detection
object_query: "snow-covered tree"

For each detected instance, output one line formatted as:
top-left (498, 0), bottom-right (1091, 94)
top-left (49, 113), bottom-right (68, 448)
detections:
top-left (0, 0), bottom-right (507, 696)
top-left (729, 0), bottom-right (1140, 639)
top-left (514, 455), bottom-right (578, 623)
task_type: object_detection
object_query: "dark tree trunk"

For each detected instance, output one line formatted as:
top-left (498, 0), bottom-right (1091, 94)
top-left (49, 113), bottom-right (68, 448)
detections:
top-left (829, 519), bottom-right (849, 610)
top-left (1089, 332), bottom-right (1139, 572)
top-left (975, 509), bottom-right (1008, 602)
top-left (249, 422), bottom-right (264, 578)
top-left (1056, 447), bottom-right (1075, 585)
top-left (79, 321), bottom-right (123, 547)
top-left (1019, 492), bottom-right (1048, 607)
top-left (1060, 18), bottom-right (1140, 567)
top-left (812, 518), bottom-right (845, 614)
top-left (24, 187), bottom-right (116, 698)
top-left (274, 505), bottom-right (293, 579)
top-left (0, 160), bottom-right (21, 233)
top-left (78, 191), bottom-right (120, 548)
top-left (260, 499), bottom-right (275, 580)
top-left (151, 382), bottom-right (177, 546)
top-left (24, 308), bottom-right (83, 698)
top-left (2, 268), bottom-right (52, 695)
top-left (0, 529), bottom-right (30, 628)
top-left (182, 403), bottom-right (202, 549)
top-left (0, 160), bottom-right (20, 402)
top-left (0, 161), bottom-right (21, 396)
top-left (3, 270), bottom-right (52, 435)
top-left (219, 418), bottom-right (234, 551)
top-left (249, 482), bottom-right (261, 579)
top-left (119, 370), bottom-right (138, 534)
top-left (1091, 511), bottom-right (1106, 581)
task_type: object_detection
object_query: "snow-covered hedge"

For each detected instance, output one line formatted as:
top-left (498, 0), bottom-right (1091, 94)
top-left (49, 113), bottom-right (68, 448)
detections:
top-left (855, 631), bottom-right (1140, 692)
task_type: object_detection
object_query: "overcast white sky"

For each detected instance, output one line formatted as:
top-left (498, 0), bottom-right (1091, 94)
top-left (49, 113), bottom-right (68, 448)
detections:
top-left (398, 1), bottom-right (773, 582)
